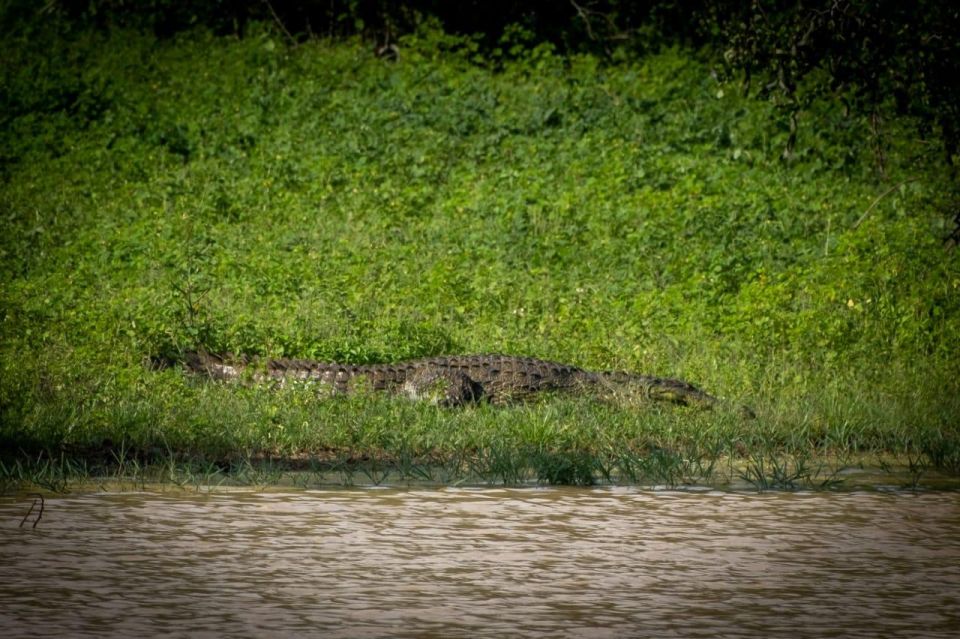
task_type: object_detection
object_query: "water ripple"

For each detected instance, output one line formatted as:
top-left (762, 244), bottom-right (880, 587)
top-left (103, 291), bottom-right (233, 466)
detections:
top-left (1, 489), bottom-right (958, 638)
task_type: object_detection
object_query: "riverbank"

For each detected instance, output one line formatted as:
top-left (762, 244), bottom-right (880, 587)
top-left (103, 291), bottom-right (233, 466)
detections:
top-left (8, 457), bottom-right (960, 495)
top-left (3, 384), bottom-right (959, 493)
top-left (2, 20), bottom-right (958, 492)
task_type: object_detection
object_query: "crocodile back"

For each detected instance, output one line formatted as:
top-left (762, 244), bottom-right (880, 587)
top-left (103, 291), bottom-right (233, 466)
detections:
top-left (408, 354), bottom-right (588, 403)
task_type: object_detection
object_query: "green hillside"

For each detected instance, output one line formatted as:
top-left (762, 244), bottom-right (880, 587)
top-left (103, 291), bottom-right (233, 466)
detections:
top-left (2, 22), bottom-right (958, 490)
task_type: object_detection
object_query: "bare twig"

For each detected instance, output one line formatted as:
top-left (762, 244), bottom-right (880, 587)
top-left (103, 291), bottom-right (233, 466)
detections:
top-left (852, 178), bottom-right (919, 229)
top-left (263, 0), bottom-right (297, 47)
top-left (570, 0), bottom-right (599, 41)
top-left (945, 209), bottom-right (960, 251)
top-left (19, 493), bottom-right (44, 529)
top-left (569, 0), bottom-right (621, 56)
top-left (870, 109), bottom-right (887, 178)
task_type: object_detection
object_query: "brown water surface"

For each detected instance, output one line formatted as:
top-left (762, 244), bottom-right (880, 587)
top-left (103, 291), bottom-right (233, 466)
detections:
top-left (1, 488), bottom-right (958, 638)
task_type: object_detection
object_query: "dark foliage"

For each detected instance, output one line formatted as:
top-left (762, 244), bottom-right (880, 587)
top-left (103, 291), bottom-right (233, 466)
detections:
top-left (706, 1), bottom-right (960, 166)
top-left (4, 1), bottom-right (955, 164)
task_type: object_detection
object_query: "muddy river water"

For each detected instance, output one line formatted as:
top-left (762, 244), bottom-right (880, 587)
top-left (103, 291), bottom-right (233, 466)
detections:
top-left (1, 488), bottom-right (958, 638)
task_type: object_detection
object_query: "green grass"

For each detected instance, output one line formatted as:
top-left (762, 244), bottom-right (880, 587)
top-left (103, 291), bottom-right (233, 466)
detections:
top-left (1, 22), bottom-right (959, 491)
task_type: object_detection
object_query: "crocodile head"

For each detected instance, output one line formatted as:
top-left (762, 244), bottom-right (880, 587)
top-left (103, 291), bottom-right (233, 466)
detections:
top-left (593, 372), bottom-right (719, 410)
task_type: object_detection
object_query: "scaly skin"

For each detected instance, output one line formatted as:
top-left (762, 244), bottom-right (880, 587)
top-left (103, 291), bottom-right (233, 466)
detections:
top-left (182, 352), bottom-right (725, 410)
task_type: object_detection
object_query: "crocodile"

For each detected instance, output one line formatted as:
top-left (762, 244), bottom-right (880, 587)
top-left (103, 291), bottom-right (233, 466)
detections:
top-left (182, 351), bottom-right (729, 410)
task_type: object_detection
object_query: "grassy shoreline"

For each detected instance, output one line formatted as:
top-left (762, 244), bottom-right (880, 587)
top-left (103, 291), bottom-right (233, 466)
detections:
top-left (6, 448), bottom-right (960, 495)
top-left (2, 23), bottom-right (959, 492)
top-left (3, 378), bottom-right (958, 492)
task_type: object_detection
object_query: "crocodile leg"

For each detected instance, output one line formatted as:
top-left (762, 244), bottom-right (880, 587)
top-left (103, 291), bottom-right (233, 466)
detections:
top-left (401, 367), bottom-right (484, 407)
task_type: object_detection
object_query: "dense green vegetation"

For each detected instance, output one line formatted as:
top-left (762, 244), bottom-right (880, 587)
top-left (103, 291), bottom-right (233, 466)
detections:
top-left (2, 16), bottom-right (959, 491)
top-left (27, 1), bottom-right (960, 164)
